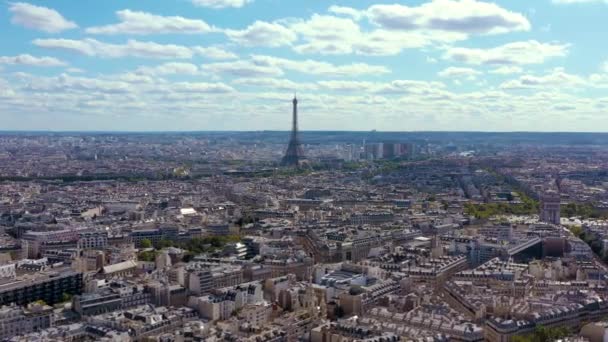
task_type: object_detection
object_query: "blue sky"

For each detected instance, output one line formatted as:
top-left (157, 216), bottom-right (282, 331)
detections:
top-left (1, 0), bottom-right (607, 131)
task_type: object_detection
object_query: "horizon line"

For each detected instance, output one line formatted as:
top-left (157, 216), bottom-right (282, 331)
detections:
top-left (3, 130), bottom-right (608, 134)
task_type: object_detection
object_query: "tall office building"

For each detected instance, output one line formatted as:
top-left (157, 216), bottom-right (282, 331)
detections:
top-left (364, 142), bottom-right (411, 160)
top-left (282, 96), bottom-right (305, 167)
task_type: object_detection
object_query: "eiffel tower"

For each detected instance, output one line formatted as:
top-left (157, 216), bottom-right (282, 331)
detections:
top-left (281, 95), bottom-right (305, 166)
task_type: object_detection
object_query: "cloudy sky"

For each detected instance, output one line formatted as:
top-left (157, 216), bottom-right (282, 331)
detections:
top-left (1, 0), bottom-right (607, 131)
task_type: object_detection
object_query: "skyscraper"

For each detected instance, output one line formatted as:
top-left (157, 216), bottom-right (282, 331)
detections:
top-left (281, 95), bottom-right (305, 166)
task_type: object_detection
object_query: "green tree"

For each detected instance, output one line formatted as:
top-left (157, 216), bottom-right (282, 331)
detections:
top-left (140, 238), bottom-right (152, 249)
top-left (569, 225), bottom-right (584, 238)
top-left (512, 325), bottom-right (570, 342)
top-left (181, 252), bottom-right (194, 263)
top-left (464, 192), bottom-right (539, 219)
top-left (62, 292), bottom-right (73, 302)
top-left (441, 201), bottom-right (449, 210)
top-left (177, 235), bottom-right (241, 255)
top-left (156, 238), bottom-right (174, 249)
top-left (31, 299), bottom-right (46, 306)
top-left (138, 250), bottom-right (159, 262)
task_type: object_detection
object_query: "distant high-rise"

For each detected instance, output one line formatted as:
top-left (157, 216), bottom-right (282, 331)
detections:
top-left (281, 95), bottom-right (305, 166)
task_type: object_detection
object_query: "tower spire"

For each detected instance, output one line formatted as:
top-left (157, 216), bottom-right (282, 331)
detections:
top-left (282, 94), bottom-right (305, 167)
top-left (292, 95), bottom-right (298, 133)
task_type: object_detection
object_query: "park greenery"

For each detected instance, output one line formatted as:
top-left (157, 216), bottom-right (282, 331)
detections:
top-left (137, 235), bottom-right (241, 262)
top-left (569, 225), bottom-right (585, 239)
top-left (274, 167), bottom-right (312, 177)
top-left (568, 225), bottom-right (608, 265)
top-left (61, 293), bottom-right (73, 303)
top-left (373, 159), bottom-right (403, 173)
top-left (465, 192), bottom-right (608, 221)
top-left (140, 238), bottom-right (153, 249)
top-left (137, 249), bottom-right (159, 262)
top-left (341, 161), bottom-right (366, 171)
top-left (511, 326), bottom-right (570, 342)
top-left (561, 202), bottom-right (608, 219)
top-left (569, 225), bottom-right (607, 260)
top-left (464, 192), bottom-right (539, 219)
top-left (0, 171), bottom-right (197, 183)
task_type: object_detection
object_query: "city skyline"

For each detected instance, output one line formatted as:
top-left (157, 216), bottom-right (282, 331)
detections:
top-left (1, 0), bottom-right (608, 131)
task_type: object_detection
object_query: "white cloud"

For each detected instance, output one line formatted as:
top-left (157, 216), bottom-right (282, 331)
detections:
top-left (444, 40), bottom-right (569, 65)
top-left (489, 66), bottom-right (523, 74)
top-left (4, 70), bottom-right (607, 131)
top-left (35, 38), bottom-right (237, 61)
top-left (290, 14), bottom-right (466, 56)
top-left (191, 0), bottom-right (252, 8)
top-left (316, 79), bottom-right (447, 95)
top-left (22, 73), bottom-right (132, 94)
top-left (283, 1), bottom-right (529, 56)
top-left (202, 55), bottom-right (388, 78)
top-left (317, 80), bottom-right (378, 92)
top-left (33, 38), bottom-right (96, 55)
top-left (225, 21), bottom-right (297, 47)
top-left (33, 38), bottom-right (194, 59)
top-left (356, 30), bottom-right (466, 56)
top-left (0, 86), bottom-right (16, 100)
top-left (1, 72), bottom-right (243, 128)
top-left (250, 55), bottom-right (390, 76)
top-left (169, 82), bottom-right (235, 93)
top-left (193, 46), bottom-right (237, 60)
top-left (202, 61), bottom-right (284, 77)
top-left (113, 73), bottom-right (157, 84)
top-left (376, 80), bottom-right (448, 96)
top-left (587, 73), bottom-right (608, 87)
top-left (232, 78), bottom-right (318, 91)
top-left (328, 5), bottom-right (364, 20)
top-left (3, 0), bottom-right (606, 131)
top-left (0, 54), bottom-right (67, 67)
top-left (290, 15), bottom-right (362, 54)
top-left (9, 2), bottom-right (77, 33)
top-left (66, 68), bottom-right (85, 73)
top-left (135, 62), bottom-right (199, 76)
top-left (500, 68), bottom-right (587, 90)
top-left (438, 67), bottom-right (481, 78)
top-left (86, 10), bottom-right (213, 35)
top-left (14, 72), bottom-right (234, 98)
top-left (367, 0), bottom-right (530, 35)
